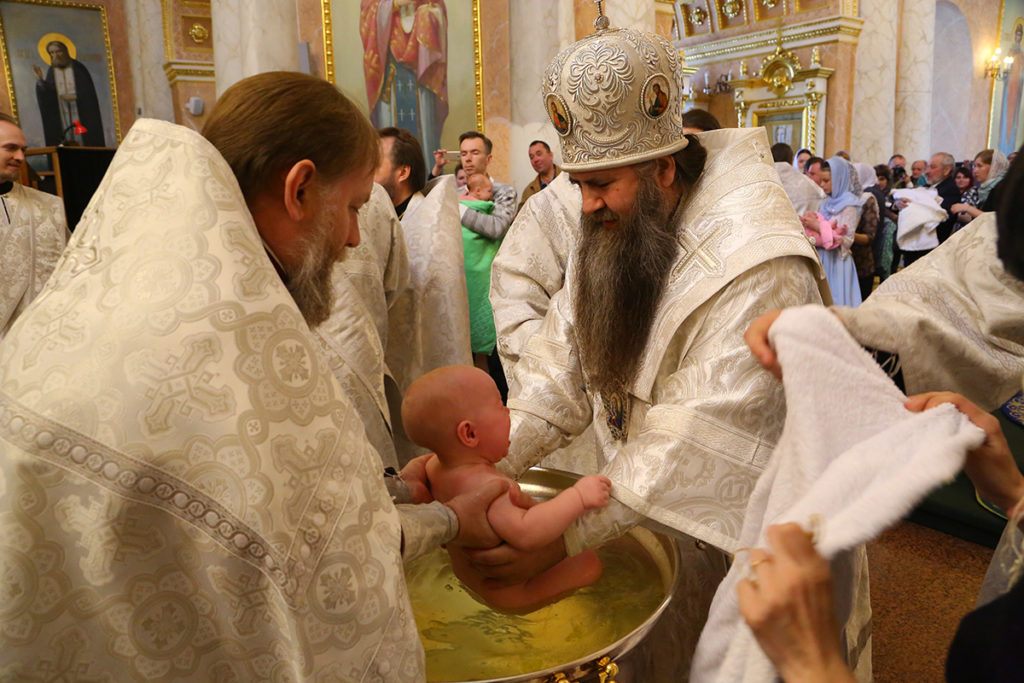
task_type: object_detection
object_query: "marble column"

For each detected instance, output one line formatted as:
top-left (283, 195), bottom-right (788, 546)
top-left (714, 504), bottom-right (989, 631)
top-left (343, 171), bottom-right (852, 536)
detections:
top-left (930, 1), bottom-right (973, 159)
top-left (850, 0), bottom-right (898, 164)
top-left (509, 0), bottom-right (575, 192)
top-left (211, 0), bottom-right (301, 97)
top-left (894, 0), bottom-right (935, 162)
top-left (125, 0), bottom-right (174, 122)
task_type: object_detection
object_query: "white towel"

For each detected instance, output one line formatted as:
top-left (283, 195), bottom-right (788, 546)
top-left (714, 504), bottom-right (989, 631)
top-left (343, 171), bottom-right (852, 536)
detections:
top-left (691, 305), bottom-right (985, 682)
top-left (893, 187), bottom-right (947, 251)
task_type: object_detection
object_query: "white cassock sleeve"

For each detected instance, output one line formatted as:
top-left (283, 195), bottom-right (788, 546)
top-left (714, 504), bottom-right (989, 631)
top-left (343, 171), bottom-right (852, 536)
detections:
top-left (835, 213), bottom-right (1024, 411)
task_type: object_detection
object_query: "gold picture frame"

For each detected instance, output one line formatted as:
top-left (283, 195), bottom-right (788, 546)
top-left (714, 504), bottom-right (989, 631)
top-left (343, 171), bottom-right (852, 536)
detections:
top-left (0, 0), bottom-right (120, 147)
top-left (752, 104), bottom-right (809, 150)
top-left (322, 0), bottom-right (484, 171)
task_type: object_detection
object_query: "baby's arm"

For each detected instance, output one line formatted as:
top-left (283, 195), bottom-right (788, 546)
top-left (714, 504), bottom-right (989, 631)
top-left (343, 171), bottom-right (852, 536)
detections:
top-left (487, 475), bottom-right (611, 551)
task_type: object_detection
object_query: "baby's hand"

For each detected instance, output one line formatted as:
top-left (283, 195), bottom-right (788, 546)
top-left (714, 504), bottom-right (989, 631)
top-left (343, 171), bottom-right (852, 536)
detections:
top-left (575, 475), bottom-right (612, 509)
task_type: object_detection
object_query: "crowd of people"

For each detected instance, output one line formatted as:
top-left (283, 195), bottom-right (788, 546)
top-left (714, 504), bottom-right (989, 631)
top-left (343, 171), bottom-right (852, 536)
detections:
top-left (1, 16), bottom-right (1023, 683)
top-left (770, 143), bottom-right (1015, 307)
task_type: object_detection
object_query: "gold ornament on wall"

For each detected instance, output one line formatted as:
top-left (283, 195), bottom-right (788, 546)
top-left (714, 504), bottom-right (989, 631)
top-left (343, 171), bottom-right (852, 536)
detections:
top-left (721, 0), bottom-right (742, 19)
top-left (762, 0), bottom-right (780, 7)
top-left (189, 23), bottom-right (209, 45)
top-left (759, 44), bottom-right (801, 97)
top-left (689, 6), bottom-right (708, 26)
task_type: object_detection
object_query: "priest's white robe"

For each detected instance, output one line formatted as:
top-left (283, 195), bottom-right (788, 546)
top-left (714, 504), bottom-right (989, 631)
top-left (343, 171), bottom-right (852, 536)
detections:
top-left (343, 182), bottom-right (409, 356)
top-left (835, 213), bottom-right (1024, 411)
top-left (389, 175), bottom-right (473, 462)
top-left (774, 160), bottom-right (825, 216)
top-left (0, 120), bottom-right (453, 682)
top-left (0, 181), bottom-right (68, 337)
top-left (490, 171), bottom-right (580, 391)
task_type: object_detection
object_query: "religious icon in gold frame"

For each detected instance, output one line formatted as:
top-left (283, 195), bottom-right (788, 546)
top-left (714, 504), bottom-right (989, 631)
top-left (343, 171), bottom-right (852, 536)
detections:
top-left (0, 0), bottom-right (119, 148)
top-left (327, 0), bottom-right (482, 174)
top-left (752, 106), bottom-right (807, 150)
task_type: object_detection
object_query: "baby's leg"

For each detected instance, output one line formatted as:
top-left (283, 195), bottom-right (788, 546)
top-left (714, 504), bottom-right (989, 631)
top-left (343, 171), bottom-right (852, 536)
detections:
top-left (469, 550), bottom-right (604, 614)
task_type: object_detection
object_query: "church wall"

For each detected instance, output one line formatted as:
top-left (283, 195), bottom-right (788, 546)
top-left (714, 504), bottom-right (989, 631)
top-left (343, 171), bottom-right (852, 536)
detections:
top-left (0, 0), bottom-right (136, 146)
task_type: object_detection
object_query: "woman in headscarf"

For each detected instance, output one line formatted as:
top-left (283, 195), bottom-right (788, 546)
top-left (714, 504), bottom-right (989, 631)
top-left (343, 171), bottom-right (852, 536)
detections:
top-left (800, 156), bottom-right (863, 307)
top-left (952, 149), bottom-right (1009, 221)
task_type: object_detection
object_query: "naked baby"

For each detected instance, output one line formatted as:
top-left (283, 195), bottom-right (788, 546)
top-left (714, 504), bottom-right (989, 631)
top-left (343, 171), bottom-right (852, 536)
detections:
top-left (402, 365), bottom-right (612, 612)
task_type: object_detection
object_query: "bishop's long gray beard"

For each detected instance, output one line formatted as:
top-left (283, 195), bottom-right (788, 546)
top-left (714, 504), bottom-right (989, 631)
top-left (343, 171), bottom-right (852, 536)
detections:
top-left (573, 171), bottom-right (681, 397)
top-left (285, 197), bottom-right (345, 328)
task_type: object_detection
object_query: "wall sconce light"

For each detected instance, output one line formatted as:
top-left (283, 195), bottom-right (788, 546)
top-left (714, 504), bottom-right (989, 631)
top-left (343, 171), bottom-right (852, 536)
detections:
top-left (986, 48), bottom-right (1014, 81)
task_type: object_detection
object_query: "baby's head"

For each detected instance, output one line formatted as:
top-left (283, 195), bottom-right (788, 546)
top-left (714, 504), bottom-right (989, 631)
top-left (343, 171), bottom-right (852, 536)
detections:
top-left (402, 366), bottom-right (510, 464)
top-left (466, 172), bottom-right (493, 201)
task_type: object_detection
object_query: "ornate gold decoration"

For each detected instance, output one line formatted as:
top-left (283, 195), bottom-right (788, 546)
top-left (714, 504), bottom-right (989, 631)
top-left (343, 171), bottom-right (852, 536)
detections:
top-left (683, 16), bottom-right (862, 63)
top-left (805, 90), bottom-right (823, 151)
top-left (759, 97), bottom-right (806, 109)
top-left (598, 656), bottom-right (620, 683)
top-left (188, 22), bottom-right (209, 44)
top-left (163, 60), bottom-right (215, 85)
top-left (739, 60), bottom-right (748, 76)
top-left (721, 0), bottom-right (742, 19)
top-left (759, 43), bottom-right (801, 97)
top-left (161, 0), bottom-right (175, 61)
top-left (762, 0), bottom-right (779, 7)
top-left (734, 98), bottom-right (750, 127)
top-left (811, 45), bottom-right (821, 66)
top-left (472, 0), bottom-right (484, 132)
top-left (321, 0), bottom-right (334, 83)
top-left (0, 0), bottom-right (121, 143)
top-left (690, 6), bottom-right (707, 26)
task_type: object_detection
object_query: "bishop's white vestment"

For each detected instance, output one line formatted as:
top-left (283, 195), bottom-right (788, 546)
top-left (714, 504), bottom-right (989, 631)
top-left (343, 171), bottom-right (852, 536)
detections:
top-left (0, 181), bottom-right (68, 337)
top-left (0, 120), bottom-right (454, 681)
top-left (497, 128), bottom-right (829, 554)
top-left (489, 173), bottom-right (605, 474)
top-left (835, 213), bottom-right (1024, 411)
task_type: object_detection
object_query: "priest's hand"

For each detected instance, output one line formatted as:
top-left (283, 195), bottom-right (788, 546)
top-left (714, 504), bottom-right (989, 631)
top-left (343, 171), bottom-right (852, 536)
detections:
top-left (906, 392), bottom-right (1024, 516)
top-left (444, 478), bottom-right (508, 548)
top-left (33, 65), bottom-right (44, 80)
top-left (744, 309), bottom-right (784, 380)
top-left (737, 523), bottom-right (855, 683)
top-left (453, 534), bottom-right (567, 586)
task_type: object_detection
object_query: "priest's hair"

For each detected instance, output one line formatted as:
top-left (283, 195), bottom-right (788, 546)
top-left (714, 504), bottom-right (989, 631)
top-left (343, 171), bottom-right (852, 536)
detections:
top-left (202, 72), bottom-right (379, 202)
